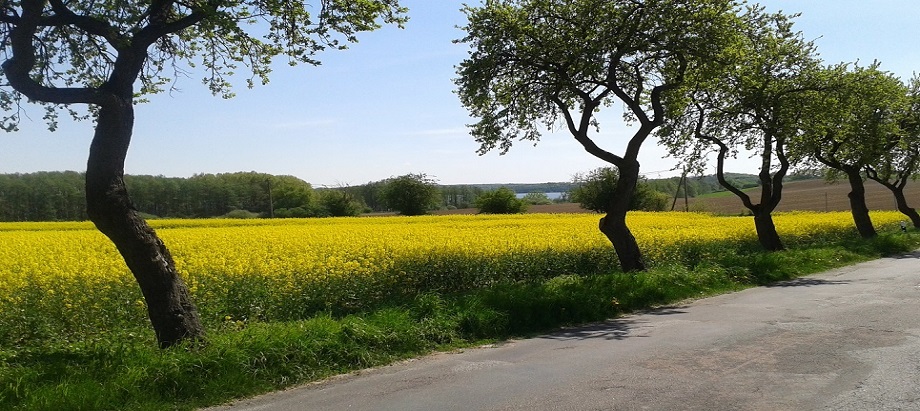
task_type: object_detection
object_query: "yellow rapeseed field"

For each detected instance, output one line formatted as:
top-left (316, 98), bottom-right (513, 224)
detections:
top-left (0, 211), bottom-right (904, 345)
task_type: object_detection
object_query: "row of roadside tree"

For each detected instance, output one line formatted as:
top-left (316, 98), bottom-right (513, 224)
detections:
top-left (4, 0), bottom-right (916, 348)
top-left (454, 0), bottom-right (920, 271)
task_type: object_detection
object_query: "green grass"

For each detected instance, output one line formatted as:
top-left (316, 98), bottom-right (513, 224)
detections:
top-left (2, 231), bottom-right (918, 410)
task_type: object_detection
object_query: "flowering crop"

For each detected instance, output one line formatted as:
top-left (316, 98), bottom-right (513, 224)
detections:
top-left (0, 211), bottom-right (904, 346)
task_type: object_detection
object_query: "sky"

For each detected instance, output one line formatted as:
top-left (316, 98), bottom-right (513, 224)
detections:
top-left (2, 1), bottom-right (920, 186)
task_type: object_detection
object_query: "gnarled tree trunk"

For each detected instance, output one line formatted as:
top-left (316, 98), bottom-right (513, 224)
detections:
top-left (752, 208), bottom-right (784, 251)
top-left (703, 133), bottom-right (786, 251)
top-left (599, 161), bottom-right (645, 272)
top-left (844, 170), bottom-right (876, 238)
top-left (866, 171), bottom-right (920, 229)
top-left (891, 188), bottom-right (920, 228)
top-left (87, 97), bottom-right (204, 348)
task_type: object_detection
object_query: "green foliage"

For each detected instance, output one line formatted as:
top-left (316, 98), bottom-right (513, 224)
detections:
top-left (0, 1), bottom-right (408, 129)
top-left (221, 209), bottom-right (260, 219)
top-left (0, 171), bottom-right (320, 221)
top-left (521, 192), bottom-right (552, 205)
top-left (343, 181), bottom-right (388, 213)
top-left (379, 173), bottom-right (442, 216)
top-left (441, 185), bottom-right (485, 209)
top-left (569, 168), bottom-right (669, 212)
top-left (273, 207), bottom-right (312, 218)
top-left (315, 190), bottom-right (366, 217)
top-left (794, 63), bottom-right (909, 174)
top-left (632, 185), bottom-right (670, 212)
top-left (475, 187), bottom-right (528, 214)
top-left (0, 171), bottom-right (86, 221)
top-left (569, 168), bottom-right (619, 213)
top-left (456, 0), bottom-right (743, 156)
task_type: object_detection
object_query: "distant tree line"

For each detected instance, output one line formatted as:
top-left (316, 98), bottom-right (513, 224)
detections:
top-left (0, 170), bottom-right (785, 221)
top-left (0, 171), bottom-right (340, 221)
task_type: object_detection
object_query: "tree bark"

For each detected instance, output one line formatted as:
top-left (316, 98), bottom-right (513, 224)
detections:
top-left (86, 98), bottom-right (204, 348)
top-left (890, 187), bottom-right (920, 228)
top-left (864, 170), bottom-right (920, 229)
top-left (599, 161), bottom-right (646, 272)
top-left (844, 170), bottom-right (877, 238)
top-left (703, 133), bottom-right (785, 251)
top-left (753, 209), bottom-right (784, 251)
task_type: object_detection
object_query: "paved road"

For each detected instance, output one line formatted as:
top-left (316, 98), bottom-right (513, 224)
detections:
top-left (208, 252), bottom-right (920, 410)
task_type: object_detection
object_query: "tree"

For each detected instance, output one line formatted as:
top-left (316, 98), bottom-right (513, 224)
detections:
top-left (442, 184), bottom-right (484, 209)
top-left (521, 192), bottom-right (552, 206)
top-left (342, 180), bottom-right (388, 212)
top-left (269, 175), bottom-right (314, 212)
top-left (316, 189), bottom-right (366, 217)
top-left (864, 75), bottom-right (920, 228)
top-left (380, 173), bottom-right (442, 216)
top-left (0, 1), bottom-right (406, 347)
top-left (456, 0), bottom-right (742, 271)
top-left (476, 187), bottom-right (527, 214)
top-left (569, 167), bottom-right (668, 213)
top-left (660, 6), bottom-right (820, 251)
top-left (569, 168), bottom-right (619, 213)
top-left (794, 63), bottom-right (907, 238)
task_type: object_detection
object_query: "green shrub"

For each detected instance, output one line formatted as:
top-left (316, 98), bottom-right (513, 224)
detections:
top-left (221, 209), bottom-right (260, 219)
top-left (475, 187), bottom-right (527, 214)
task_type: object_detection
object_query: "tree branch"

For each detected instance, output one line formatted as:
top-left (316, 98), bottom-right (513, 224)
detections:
top-left (695, 112), bottom-right (756, 210)
top-left (46, 0), bottom-right (128, 49)
top-left (2, 0), bottom-right (107, 105)
top-left (550, 94), bottom-right (623, 167)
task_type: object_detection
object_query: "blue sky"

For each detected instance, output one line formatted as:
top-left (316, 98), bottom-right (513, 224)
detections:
top-left (2, 1), bottom-right (920, 186)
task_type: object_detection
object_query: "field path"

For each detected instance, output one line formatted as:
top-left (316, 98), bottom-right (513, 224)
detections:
top-left (207, 253), bottom-right (920, 411)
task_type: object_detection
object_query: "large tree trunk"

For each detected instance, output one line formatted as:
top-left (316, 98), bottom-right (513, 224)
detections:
top-left (892, 188), bottom-right (920, 228)
top-left (845, 170), bottom-right (876, 238)
top-left (866, 177), bottom-right (920, 228)
top-left (86, 98), bottom-right (204, 348)
top-left (703, 133), bottom-right (787, 252)
top-left (753, 209), bottom-right (784, 251)
top-left (599, 161), bottom-right (646, 272)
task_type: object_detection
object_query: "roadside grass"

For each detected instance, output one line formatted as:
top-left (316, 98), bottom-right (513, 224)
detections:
top-left (2, 230), bottom-right (918, 410)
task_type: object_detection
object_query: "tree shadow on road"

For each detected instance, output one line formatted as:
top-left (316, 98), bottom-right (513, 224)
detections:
top-left (765, 278), bottom-right (851, 288)
top-left (888, 250), bottom-right (920, 259)
top-left (538, 306), bottom-right (688, 341)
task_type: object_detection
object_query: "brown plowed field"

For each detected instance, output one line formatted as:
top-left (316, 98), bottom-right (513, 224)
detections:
top-left (689, 179), bottom-right (920, 215)
top-left (430, 179), bottom-right (920, 216)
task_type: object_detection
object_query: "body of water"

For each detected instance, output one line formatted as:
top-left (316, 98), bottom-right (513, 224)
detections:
top-left (515, 192), bottom-right (566, 200)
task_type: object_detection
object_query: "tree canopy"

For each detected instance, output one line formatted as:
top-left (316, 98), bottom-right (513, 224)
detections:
top-left (456, 0), bottom-right (744, 271)
top-left (380, 173), bottom-right (441, 216)
top-left (475, 187), bottom-right (527, 214)
top-left (793, 63), bottom-right (909, 238)
top-left (658, 5), bottom-right (821, 251)
top-left (0, 0), bottom-right (408, 128)
top-left (0, 0), bottom-right (406, 348)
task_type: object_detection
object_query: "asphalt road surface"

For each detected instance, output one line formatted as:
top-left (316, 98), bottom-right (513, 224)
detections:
top-left (208, 252), bottom-right (920, 411)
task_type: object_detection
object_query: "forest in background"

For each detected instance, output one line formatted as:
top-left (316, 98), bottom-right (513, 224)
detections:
top-left (0, 170), bottom-right (774, 221)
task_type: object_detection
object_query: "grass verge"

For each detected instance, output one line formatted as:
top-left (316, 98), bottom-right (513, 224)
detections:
top-left (2, 231), bottom-right (918, 410)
